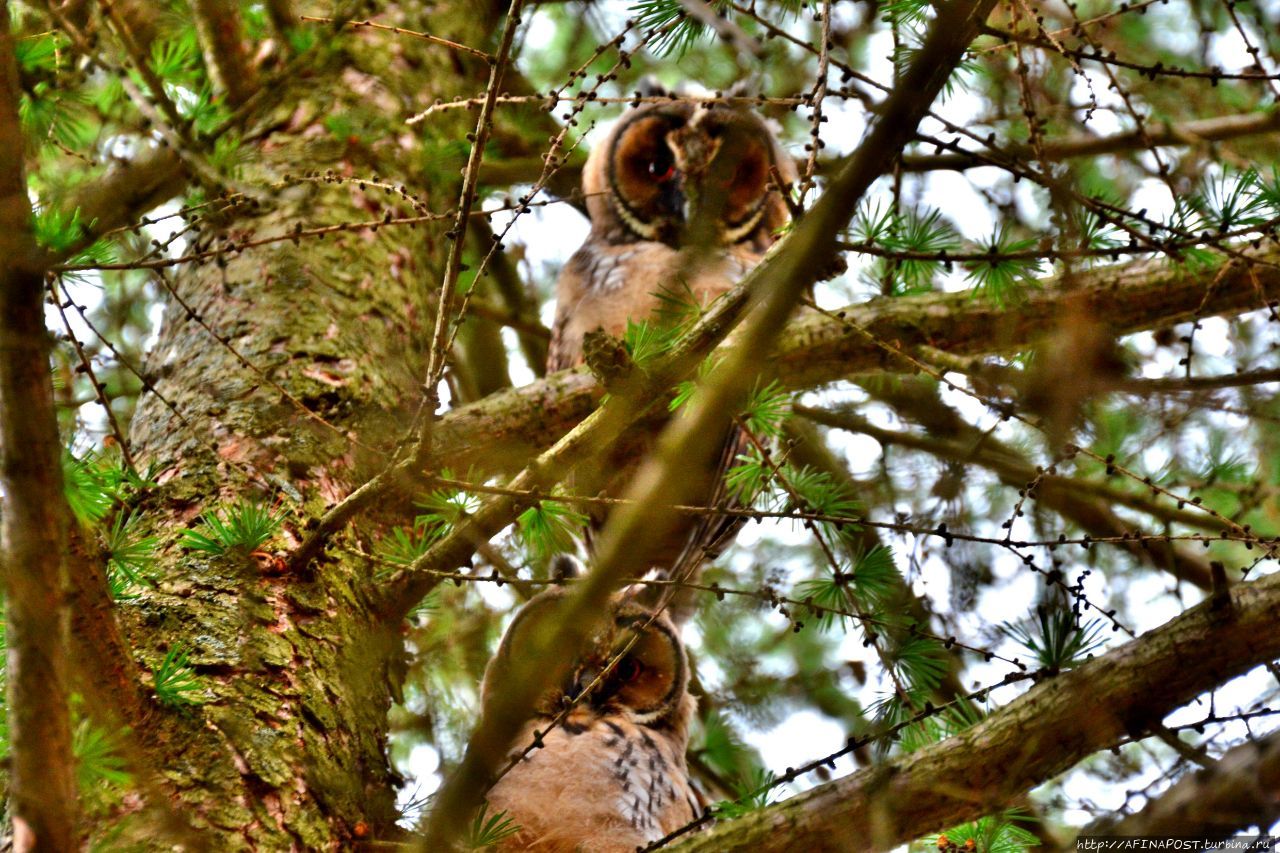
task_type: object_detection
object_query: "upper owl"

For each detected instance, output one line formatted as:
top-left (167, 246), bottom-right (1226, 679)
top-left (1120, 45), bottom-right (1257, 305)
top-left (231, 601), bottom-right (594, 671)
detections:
top-left (548, 95), bottom-right (797, 374)
top-left (583, 94), bottom-right (797, 252)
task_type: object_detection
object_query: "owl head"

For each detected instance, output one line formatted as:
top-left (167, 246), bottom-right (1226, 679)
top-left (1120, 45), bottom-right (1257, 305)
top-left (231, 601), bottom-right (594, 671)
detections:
top-left (583, 86), bottom-right (797, 251)
top-left (482, 557), bottom-right (693, 734)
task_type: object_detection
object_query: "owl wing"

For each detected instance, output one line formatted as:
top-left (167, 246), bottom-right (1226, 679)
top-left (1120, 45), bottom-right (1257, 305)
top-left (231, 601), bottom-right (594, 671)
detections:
top-left (547, 242), bottom-right (758, 621)
top-left (664, 422), bottom-right (751, 620)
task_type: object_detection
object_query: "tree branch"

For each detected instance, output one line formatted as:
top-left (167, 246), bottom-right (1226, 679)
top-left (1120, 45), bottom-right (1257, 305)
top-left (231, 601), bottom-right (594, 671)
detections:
top-left (0, 15), bottom-right (79, 848)
top-left (667, 570), bottom-right (1280, 852)
top-left (900, 108), bottom-right (1280, 171)
top-left (190, 0), bottom-right (258, 107)
top-left (798, 393), bottom-right (1219, 588)
top-left (429, 249), bottom-right (1280, 474)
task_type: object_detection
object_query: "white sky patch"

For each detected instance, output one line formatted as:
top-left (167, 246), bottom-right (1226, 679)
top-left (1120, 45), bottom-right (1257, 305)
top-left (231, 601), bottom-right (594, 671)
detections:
top-left (919, 171), bottom-right (997, 239)
top-left (1208, 23), bottom-right (1277, 75)
top-left (742, 709), bottom-right (846, 781)
top-left (502, 327), bottom-right (538, 386)
top-left (396, 743), bottom-right (442, 822)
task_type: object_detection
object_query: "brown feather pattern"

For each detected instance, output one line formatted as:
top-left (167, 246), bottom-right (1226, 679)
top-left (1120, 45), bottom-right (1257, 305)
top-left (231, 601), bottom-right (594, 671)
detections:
top-left (548, 99), bottom-right (796, 604)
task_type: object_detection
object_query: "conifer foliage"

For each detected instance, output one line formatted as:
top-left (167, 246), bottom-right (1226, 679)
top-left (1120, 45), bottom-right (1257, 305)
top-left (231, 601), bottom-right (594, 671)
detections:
top-left (1, 0), bottom-right (1279, 848)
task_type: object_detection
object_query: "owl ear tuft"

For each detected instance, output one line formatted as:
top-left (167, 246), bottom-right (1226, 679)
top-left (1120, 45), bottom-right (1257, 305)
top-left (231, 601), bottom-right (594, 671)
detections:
top-left (627, 568), bottom-right (669, 608)
top-left (550, 554), bottom-right (584, 582)
top-left (637, 76), bottom-right (670, 99)
top-left (725, 77), bottom-right (759, 99)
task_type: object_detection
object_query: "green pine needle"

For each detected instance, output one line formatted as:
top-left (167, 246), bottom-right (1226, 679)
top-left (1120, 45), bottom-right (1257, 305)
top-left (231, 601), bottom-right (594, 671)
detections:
top-left (378, 525), bottom-right (440, 572)
top-left (151, 644), bottom-right (206, 708)
top-left (853, 202), bottom-right (961, 295)
top-left (881, 0), bottom-right (933, 26)
top-left (467, 802), bottom-right (523, 849)
top-left (180, 499), bottom-right (285, 556)
top-left (73, 718), bottom-right (132, 790)
top-left (928, 809), bottom-right (1039, 853)
top-left (742, 380), bottom-right (790, 439)
top-left (630, 0), bottom-right (721, 56)
top-left (724, 449), bottom-right (771, 505)
top-left (517, 498), bottom-right (587, 562)
top-left (104, 510), bottom-right (159, 600)
top-left (897, 694), bottom-right (987, 752)
top-left (652, 280), bottom-right (706, 330)
top-left (963, 224), bottom-right (1042, 304)
top-left (999, 606), bottom-right (1106, 673)
top-left (782, 464), bottom-right (863, 545)
top-left (713, 765), bottom-right (779, 819)
top-left (889, 635), bottom-right (950, 693)
top-left (148, 34), bottom-right (199, 81)
top-left (15, 32), bottom-right (62, 73)
top-left (1255, 166), bottom-right (1280, 217)
top-left (1195, 169), bottom-right (1268, 231)
top-left (186, 83), bottom-right (233, 136)
top-left (416, 484), bottom-right (481, 535)
top-left (845, 545), bottom-right (899, 604)
top-left (33, 205), bottom-right (91, 254)
top-left (623, 318), bottom-right (679, 366)
top-left (62, 450), bottom-right (131, 527)
top-left (795, 547), bottom-right (898, 629)
top-left (793, 574), bottom-right (858, 630)
top-left (668, 355), bottom-right (719, 413)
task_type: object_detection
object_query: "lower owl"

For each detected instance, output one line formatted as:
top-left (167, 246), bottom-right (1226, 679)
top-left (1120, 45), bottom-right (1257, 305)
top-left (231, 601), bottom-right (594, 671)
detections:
top-left (482, 561), bottom-right (702, 852)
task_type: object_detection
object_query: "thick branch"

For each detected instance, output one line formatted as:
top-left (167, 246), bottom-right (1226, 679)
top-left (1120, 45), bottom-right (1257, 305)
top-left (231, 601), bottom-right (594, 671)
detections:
top-left (190, 0), bottom-right (258, 107)
top-left (0, 16), bottom-right (79, 849)
top-left (430, 249), bottom-right (1280, 473)
top-left (668, 570), bottom-right (1280, 852)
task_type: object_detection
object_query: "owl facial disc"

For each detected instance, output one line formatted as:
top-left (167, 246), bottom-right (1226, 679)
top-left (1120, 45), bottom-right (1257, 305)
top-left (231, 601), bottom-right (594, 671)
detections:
top-left (598, 101), bottom-right (786, 248)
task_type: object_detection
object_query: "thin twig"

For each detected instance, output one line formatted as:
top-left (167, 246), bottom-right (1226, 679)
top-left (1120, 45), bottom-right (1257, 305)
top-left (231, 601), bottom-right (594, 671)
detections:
top-left (300, 15), bottom-right (493, 61)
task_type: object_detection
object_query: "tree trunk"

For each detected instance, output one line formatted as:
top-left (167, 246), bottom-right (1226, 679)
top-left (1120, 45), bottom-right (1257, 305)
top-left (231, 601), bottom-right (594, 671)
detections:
top-left (113, 5), bottom-right (511, 846)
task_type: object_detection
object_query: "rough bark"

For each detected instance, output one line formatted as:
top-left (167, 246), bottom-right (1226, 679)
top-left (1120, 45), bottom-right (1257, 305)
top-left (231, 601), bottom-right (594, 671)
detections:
top-left (667, 570), bottom-right (1280, 853)
top-left (108, 4), bottom-right (515, 846)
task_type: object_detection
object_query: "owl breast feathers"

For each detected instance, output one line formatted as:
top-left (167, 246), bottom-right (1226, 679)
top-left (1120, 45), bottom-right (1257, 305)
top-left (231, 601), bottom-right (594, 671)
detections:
top-left (482, 565), bottom-right (703, 852)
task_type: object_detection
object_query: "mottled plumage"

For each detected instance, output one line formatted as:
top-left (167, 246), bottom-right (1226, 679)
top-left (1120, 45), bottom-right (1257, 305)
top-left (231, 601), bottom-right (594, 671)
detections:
top-left (549, 93), bottom-right (795, 371)
top-left (548, 93), bottom-right (796, 594)
top-left (483, 562), bottom-right (702, 852)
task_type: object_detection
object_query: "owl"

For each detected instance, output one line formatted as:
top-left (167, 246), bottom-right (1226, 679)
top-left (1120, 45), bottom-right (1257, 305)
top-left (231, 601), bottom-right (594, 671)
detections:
top-left (548, 90), bottom-right (797, 590)
top-left (482, 559), bottom-right (702, 852)
top-left (548, 89), bottom-right (796, 372)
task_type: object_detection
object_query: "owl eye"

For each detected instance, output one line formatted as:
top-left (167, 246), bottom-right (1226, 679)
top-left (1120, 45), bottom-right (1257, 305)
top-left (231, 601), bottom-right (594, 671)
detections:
top-left (615, 657), bottom-right (644, 682)
top-left (646, 148), bottom-right (675, 183)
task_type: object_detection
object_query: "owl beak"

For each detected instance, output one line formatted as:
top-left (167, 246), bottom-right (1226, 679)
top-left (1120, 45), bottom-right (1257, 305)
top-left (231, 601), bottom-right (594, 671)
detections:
top-left (658, 177), bottom-right (684, 220)
top-left (569, 664), bottom-right (604, 702)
